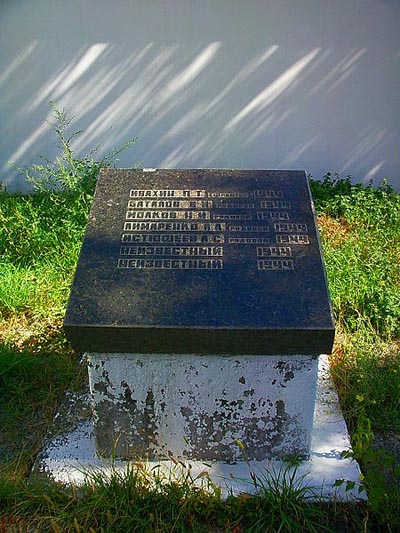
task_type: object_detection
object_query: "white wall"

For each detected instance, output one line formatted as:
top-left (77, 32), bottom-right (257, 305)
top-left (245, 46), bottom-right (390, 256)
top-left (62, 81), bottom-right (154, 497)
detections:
top-left (1, 0), bottom-right (400, 192)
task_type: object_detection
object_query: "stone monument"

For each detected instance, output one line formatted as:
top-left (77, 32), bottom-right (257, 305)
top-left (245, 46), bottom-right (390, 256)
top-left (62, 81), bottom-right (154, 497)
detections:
top-left (64, 169), bottom-right (334, 461)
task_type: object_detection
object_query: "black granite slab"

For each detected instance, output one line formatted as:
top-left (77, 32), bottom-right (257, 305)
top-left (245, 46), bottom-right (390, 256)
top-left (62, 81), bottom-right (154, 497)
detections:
top-left (64, 169), bottom-right (335, 355)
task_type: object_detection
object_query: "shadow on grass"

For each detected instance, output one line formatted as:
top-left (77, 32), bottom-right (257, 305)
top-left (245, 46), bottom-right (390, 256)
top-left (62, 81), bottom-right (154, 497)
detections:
top-left (0, 323), bottom-right (83, 476)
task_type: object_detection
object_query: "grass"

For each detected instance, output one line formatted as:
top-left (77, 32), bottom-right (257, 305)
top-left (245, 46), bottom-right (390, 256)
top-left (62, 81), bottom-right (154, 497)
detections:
top-left (310, 175), bottom-right (400, 530)
top-left (1, 108), bottom-right (399, 530)
top-left (0, 464), bottom-right (348, 532)
top-left (312, 175), bottom-right (400, 438)
top-left (313, 175), bottom-right (400, 339)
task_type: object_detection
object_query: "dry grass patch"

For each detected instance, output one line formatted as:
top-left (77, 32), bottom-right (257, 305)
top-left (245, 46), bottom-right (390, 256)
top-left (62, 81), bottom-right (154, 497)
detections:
top-left (317, 215), bottom-right (353, 248)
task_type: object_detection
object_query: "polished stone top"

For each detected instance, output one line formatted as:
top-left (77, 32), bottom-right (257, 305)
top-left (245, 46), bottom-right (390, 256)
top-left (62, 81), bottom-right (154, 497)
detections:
top-left (64, 169), bottom-right (334, 355)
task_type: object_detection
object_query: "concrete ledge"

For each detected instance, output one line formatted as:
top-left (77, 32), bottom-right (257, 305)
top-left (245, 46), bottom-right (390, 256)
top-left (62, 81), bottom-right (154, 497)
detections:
top-left (35, 355), bottom-right (366, 502)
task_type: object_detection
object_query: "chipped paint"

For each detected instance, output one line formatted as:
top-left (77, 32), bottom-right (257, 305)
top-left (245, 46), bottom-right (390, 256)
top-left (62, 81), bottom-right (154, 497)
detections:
top-left (35, 356), bottom-right (366, 502)
top-left (87, 354), bottom-right (318, 461)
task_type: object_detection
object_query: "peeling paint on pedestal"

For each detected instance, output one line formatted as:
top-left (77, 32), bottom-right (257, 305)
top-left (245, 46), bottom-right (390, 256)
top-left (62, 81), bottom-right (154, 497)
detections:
top-left (87, 354), bottom-right (318, 461)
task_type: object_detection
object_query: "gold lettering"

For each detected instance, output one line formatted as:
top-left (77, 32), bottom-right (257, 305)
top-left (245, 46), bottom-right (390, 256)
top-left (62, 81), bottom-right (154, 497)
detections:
top-left (130, 189), bottom-right (206, 198)
top-left (117, 258), bottom-right (223, 269)
top-left (123, 222), bottom-right (225, 231)
top-left (257, 259), bottom-right (294, 271)
top-left (260, 200), bottom-right (291, 209)
top-left (257, 246), bottom-right (292, 257)
top-left (276, 235), bottom-right (310, 245)
top-left (274, 223), bottom-right (307, 232)
top-left (257, 212), bottom-right (290, 221)
top-left (213, 214), bottom-right (252, 220)
top-left (253, 190), bottom-right (284, 198)
top-left (228, 225), bottom-right (270, 232)
top-left (228, 237), bottom-right (270, 244)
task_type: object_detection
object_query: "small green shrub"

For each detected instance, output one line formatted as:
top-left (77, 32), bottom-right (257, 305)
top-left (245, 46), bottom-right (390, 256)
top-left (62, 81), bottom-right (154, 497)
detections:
top-left (19, 100), bottom-right (136, 196)
top-left (0, 101), bottom-right (136, 320)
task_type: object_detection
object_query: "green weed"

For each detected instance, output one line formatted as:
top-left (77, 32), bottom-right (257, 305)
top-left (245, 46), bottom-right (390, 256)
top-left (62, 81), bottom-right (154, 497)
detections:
top-left (1, 102), bottom-right (136, 323)
top-left (311, 173), bottom-right (400, 339)
top-left (19, 100), bottom-right (136, 196)
top-left (310, 173), bottom-right (400, 531)
top-left (1, 462), bottom-right (350, 532)
top-left (330, 330), bottom-right (400, 433)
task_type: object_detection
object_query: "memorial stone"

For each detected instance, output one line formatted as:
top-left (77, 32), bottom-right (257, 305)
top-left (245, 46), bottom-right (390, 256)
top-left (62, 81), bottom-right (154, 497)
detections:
top-left (64, 169), bottom-right (335, 461)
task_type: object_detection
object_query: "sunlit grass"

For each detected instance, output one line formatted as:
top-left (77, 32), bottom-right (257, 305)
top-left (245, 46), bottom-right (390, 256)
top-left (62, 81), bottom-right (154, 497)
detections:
top-left (313, 176), bottom-right (400, 339)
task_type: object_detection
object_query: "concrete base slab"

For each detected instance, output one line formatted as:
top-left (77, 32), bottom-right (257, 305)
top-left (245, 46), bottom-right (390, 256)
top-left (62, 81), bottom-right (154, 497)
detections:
top-left (35, 355), bottom-right (366, 502)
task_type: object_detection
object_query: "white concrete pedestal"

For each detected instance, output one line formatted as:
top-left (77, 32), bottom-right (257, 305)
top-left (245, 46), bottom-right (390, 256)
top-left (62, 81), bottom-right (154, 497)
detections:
top-left (36, 356), bottom-right (365, 502)
top-left (87, 353), bottom-right (318, 461)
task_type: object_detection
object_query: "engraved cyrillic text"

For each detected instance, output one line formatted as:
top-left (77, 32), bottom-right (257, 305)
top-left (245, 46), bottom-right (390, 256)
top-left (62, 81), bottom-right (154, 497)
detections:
top-left (122, 233), bottom-right (224, 244)
top-left (123, 222), bottom-right (225, 232)
top-left (257, 212), bottom-right (290, 221)
top-left (120, 246), bottom-right (223, 257)
top-left (257, 247), bottom-right (292, 257)
top-left (130, 189), bottom-right (206, 198)
top-left (118, 258), bottom-right (223, 269)
top-left (126, 210), bottom-right (210, 220)
top-left (118, 186), bottom-right (310, 270)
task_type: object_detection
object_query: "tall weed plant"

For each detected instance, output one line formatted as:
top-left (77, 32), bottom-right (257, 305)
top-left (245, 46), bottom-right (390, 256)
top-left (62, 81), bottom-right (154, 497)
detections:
top-left (0, 101), bottom-right (136, 321)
